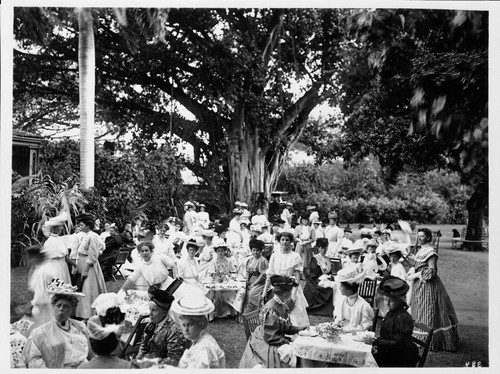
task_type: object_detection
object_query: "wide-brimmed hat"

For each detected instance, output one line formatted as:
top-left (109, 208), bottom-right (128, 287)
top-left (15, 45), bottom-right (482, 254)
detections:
top-left (240, 219), bottom-right (251, 226)
top-left (91, 293), bottom-right (124, 316)
top-left (343, 226), bottom-right (352, 233)
top-left (335, 267), bottom-right (365, 285)
top-left (306, 205), bottom-right (317, 210)
top-left (345, 240), bottom-right (364, 256)
top-left (201, 229), bottom-right (216, 238)
top-left (312, 220), bottom-right (322, 225)
top-left (184, 201), bottom-right (195, 208)
top-left (232, 208), bottom-right (243, 215)
top-left (47, 279), bottom-right (85, 298)
top-left (285, 201), bottom-right (293, 207)
top-left (239, 202), bottom-right (248, 208)
top-left (197, 203), bottom-right (206, 208)
top-left (171, 296), bottom-right (215, 316)
top-left (87, 315), bottom-right (124, 340)
top-left (213, 237), bottom-right (227, 249)
top-left (377, 275), bottom-right (409, 297)
top-left (250, 224), bottom-right (262, 232)
top-left (44, 212), bottom-right (70, 227)
top-left (185, 239), bottom-right (201, 250)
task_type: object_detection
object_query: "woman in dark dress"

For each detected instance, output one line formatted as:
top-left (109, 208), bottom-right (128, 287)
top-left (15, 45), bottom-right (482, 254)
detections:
top-left (304, 238), bottom-right (333, 316)
top-left (242, 239), bottom-right (269, 315)
top-left (239, 275), bottom-right (307, 368)
top-left (364, 275), bottom-right (419, 367)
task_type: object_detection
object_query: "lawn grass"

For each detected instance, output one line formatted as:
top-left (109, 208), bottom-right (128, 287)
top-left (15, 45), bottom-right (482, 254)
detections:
top-left (10, 223), bottom-right (489, 367)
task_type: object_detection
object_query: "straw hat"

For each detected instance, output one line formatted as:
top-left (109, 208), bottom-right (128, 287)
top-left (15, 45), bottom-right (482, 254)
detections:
top-left (306, 205), bottom-right (317, 210)
top-left (201, 229), bottom-right (216, 238)
top-left (345, 240), bottom-right (364, 256)
top-left (239, 202), bottom-right (248, 208)
top-left (313, 220), bottom-right (322, 225)
top-left (232, 208), bottom-right (243, 215)
top-left (47, 278), bottom-right (85, 298)
top-left (186, 239), bottom-right (202, 250)
top-left (335, 267), bottom-right (365, 285)
top-left (328, 211), bottom-right (338, 220)
top-left (171, 296), bottom-right (215, 316)
top-left (250, 224), bottom-right (262, 232)
top-left (184, 201), bottom-right (195, 208)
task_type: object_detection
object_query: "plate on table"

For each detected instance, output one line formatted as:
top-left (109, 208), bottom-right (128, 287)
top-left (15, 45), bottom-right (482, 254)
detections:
top-left (298, 329), bottom-right (318, 337)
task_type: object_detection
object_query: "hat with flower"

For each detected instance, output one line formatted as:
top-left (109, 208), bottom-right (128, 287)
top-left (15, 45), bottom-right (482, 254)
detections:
top-left (47, 278), bottom-right (85, 298)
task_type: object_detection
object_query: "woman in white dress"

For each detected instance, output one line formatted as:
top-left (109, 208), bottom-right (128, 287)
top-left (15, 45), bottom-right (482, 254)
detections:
top-left (173, 296), bottom-right (226, 368)
top-left (196, 203), bottom-right (211, 229)
top-left (41, 216), bottom-right (73, 285)
top-left (262, 232), bottom-right (309, 328)
top-left (177, 239), bottom-right (204, 288)
top-left (324, 212), bottom-right (343, 257)
top-left (251, 208), bottom-right (269, 227)
top-left (120, 241), bottom-right (178, 292)
top-left (280, 203), bottom-right (293, 229)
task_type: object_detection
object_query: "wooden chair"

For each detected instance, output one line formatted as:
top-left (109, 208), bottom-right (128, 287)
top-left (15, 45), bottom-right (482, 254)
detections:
top-left (112, 249), bottom-right (131, 281)
top-left (359, 278), bottom-right (377, 307)
top-left (120, 314), bottom-right (149, 359)
top-left (412, 322), bottom-right (434, 367)
top-left (242, 309), bottom-right (261, 341)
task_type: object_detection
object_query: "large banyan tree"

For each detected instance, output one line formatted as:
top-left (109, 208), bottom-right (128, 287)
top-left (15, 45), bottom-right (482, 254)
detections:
top-left (13, 8), bottom-right (349, 209)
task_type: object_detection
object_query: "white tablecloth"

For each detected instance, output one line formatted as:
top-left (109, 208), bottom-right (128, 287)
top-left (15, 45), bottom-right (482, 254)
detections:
top-left (293, 333), bottom-right (378, 367)
top-left (203, 280), bottom-right (247, 314)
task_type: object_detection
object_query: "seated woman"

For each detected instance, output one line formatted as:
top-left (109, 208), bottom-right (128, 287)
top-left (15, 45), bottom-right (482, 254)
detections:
top-left (79, 310), bottom-right (131, 369)
top-left (242, 238), bottom-right (269, 315)
top-left (363, 275), bottom-right (419, 367)
top-left (177, 239), bottom-right (203, 286)
top-left (206, 241), bottom-right (239, 318)
top-left (362, 239), bottom-right (387, 279)
top-left (333, 267), bottom-right (374, 332)
top-left (239, 275), bottom-right (307, 368)
top-left (304, 238), bottom-right (334, 316)
top-left (23, 279), bottom-right (92, 368)
top-left (120, 241), bottom-right (178, 292)
top-left (385, 243), bottom-right (408, 281)
top-left (134, 286), bottom-right (189, 367)
top-left (172, 296), bottom-right (226, 368)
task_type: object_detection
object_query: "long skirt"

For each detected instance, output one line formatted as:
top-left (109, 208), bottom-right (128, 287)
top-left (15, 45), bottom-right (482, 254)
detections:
top-left (75, 258), bottom-right (107, 319)
top-left (47, 257), bottom-right (72, 285)
top-left (295, 243), bottom-right (313, 275)
top-left (409, 275), bottom-right (459, 351)
top-left (303, 279), bottom-right (333, 316)
top-left (243, 282), bottom-right (265, 316)
top-left (289, 285), bottom-right (309, 329)
top-left (239, 325), bottom-right (291, 368)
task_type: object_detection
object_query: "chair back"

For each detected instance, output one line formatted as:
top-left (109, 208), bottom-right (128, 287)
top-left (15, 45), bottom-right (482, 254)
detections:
top-left (120, 314), bottom-right (149, 359)
top-left (371, 308), bottom-right (380, 333)
top-left (242, 309), bottom-right (261, 340)
top-left (359, 278), bottom-right (377, 307)
top-left (411, 321), bottom-right (434, 367)
top-left (114, 249), bottom-right (130, 265)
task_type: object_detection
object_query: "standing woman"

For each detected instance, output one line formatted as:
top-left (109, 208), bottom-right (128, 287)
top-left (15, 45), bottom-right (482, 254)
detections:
top-left (75, 214), bottom-right (107, 320)
top-left (324, 211), bottom-right (343, 257)
top-left (280, 202), bottom-right (293, 229)
top-left (294, 215), bottom-right (316, 273)
top-left (242, 239), bottom-right (269, 315)
top-left (41, 214), bottom-right (73, 285)
top-left (262, 232), bottom-right (310, 329)
top-left (407, 228), bottom-right (459, 351)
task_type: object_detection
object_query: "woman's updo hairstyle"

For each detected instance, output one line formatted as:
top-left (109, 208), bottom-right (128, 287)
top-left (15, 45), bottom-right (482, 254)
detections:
top-left (249, 238), bottom-right (265, 252)
top-left (277, 231), bottom-right (294, 243)
top-left (418, 228), bottom-right (433, 243)
top-left (136, 240), bottom-right (154, 252)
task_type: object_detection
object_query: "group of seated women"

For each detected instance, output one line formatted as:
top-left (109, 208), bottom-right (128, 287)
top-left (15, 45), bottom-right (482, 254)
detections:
top-left (20, 279), bottom-right (226, 369)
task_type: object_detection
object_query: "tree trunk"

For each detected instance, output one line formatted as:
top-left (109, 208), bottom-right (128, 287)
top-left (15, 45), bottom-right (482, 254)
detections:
top-left (227, 111), bottom-right (286, 210)
top-left (463, 183), bottom-right (488, 251)
top-left (78, 8), bottom-right (96, 189)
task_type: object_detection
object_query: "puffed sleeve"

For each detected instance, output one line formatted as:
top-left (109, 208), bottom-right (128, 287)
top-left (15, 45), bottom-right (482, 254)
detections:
top-left (360, 304), bottom-right (375, 331)
top-left (258, 258), bottom-right (269, 274)
top-left (23, 336), bottom-right (46, 368)
top-left (292, 253), bottom-right (304, 273)
top-left (159, 253), bottom-right (175, 269)
top-left (266, 254), bottom-right (276, 276)
top-left (262, 309), bottom-right (299, 346)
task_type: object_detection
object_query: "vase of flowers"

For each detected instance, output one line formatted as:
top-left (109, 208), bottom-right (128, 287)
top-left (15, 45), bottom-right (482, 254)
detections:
top-left (317, 322), bottom-right (342, 343)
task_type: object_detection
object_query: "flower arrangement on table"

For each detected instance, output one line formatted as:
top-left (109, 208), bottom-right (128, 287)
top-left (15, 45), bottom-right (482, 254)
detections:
top-left (212, 271), bottom-right (230, 284)
top-left (316, 322), bottom-right (343, 343)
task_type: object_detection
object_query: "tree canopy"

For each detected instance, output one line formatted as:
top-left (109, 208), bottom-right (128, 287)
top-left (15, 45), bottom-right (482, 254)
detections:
top-left (14, 8), bottom-right (354, 209)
